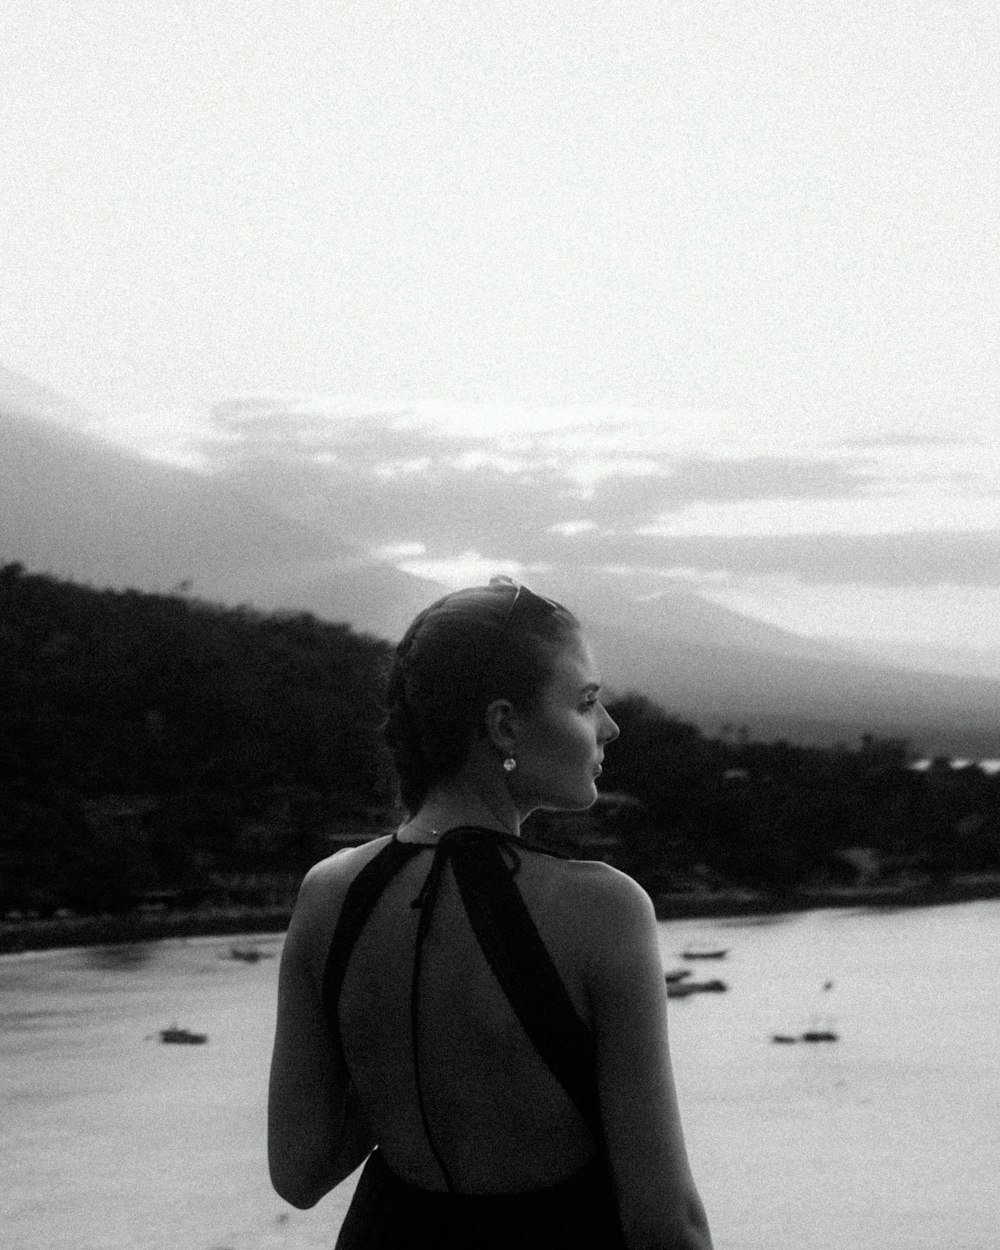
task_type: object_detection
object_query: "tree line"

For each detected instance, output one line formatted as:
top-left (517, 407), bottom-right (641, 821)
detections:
top-left (1, 562), bottom-right (998, 917)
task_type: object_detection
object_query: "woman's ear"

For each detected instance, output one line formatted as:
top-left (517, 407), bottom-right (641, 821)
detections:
top-left (483, 698), bottom-right (517, 757)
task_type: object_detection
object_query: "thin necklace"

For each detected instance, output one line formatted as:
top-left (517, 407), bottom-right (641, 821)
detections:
top-left (399, 818), bottom-right (515, 843)
top-left (398, 820), bottom-right (442, 842)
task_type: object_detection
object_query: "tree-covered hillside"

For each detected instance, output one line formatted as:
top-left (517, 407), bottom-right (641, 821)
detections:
top-left (1, 563), bottom-right (998, 920)
top-left (0, 563), bottom-right (395, 914)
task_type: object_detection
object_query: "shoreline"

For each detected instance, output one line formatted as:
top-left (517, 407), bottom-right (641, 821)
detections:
top-left (652, 872), bottom-right (1000, 919)
top-left (3, 873), bottom-right (1000, 955)
top-left (0, 905), bottom-right (294, 957)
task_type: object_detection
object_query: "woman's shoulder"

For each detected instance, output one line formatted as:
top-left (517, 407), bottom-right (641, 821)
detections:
top-left (302, 834), bottom-right (395, 881)
top-left (525, 852), bottom-right (657, 955)
top-left (286, 836), bottom-right (395, 946)
top-left (295, 834), bottom-right (395, 904)
top-left (282, 836), bottom-right (399, 986)
top-left (531, 860), bottom-right (663, 1028)
top-left (555, 853), bottom-right (654, 914)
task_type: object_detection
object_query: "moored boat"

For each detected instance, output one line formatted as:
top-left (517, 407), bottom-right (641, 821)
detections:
top-left (228, 945), bottom-right (274, 963)
top-left (159, 1025), bottom-right (208, 1044)
top-left (681, 946), bottom-right (729, 960)
top-left (667, 978), bottom-right (727, 998)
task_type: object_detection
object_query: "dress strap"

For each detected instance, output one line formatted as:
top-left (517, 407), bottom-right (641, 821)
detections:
top-left (321, 837), bottom-right (420, 1036)
top-left (407, 835), bottom-right (458, 1190)
top-left (447, 830), bottom-right (602, 1139)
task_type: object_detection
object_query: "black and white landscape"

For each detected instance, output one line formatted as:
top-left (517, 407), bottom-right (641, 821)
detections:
top-left (5, 366), bottom-right (998, 759)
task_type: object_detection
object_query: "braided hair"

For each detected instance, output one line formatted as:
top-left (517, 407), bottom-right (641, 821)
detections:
top-left (382, 579), bottom-right (579, 814)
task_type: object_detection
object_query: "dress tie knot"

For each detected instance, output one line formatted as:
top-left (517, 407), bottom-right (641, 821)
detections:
top-left (409, 826), bottom-right (523, 910)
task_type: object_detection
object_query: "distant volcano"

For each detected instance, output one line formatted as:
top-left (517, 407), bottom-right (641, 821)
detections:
top-left (0, 365), bottom-right (439, 639)
top-left (3, 365), bottom-right (998, 758)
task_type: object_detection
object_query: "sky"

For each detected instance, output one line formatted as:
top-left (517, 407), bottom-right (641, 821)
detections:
top-left (4, 1), bottom-right (999, 660)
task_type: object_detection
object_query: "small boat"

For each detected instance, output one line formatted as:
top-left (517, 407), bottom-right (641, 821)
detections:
top-left (800, 1013), bottom-right (838, 1042)
top-left (772, 1013), bottom-right (839, 1044)
top-left (228, 945), bottom-right (273, 963)
top-left (667, 978), bottom-right (727, 998)
top-left (160, 1025), bottom-right (208, 1045)
top-left (681, 947), bottom-right (729, 961)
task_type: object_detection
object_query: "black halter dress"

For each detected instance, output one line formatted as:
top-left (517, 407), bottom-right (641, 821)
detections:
top-left (322, 825), bottom-right (626, 1249)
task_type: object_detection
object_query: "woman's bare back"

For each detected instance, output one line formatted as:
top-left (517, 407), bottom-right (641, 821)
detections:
top-left (321, 835), bottom-right (602, 1194)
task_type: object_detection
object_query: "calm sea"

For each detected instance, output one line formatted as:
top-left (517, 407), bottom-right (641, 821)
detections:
top-left (2, 902), bottom-right (997, 1250)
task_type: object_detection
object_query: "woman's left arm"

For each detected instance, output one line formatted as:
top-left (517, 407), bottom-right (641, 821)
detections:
top-left (268, 859), bottom-right (375, 1209)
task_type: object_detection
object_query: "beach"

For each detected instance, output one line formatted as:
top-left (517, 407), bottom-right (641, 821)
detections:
top-left (3, 871), bottom-right (1000, 955)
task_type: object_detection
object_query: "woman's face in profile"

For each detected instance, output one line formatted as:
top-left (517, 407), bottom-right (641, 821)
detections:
top-left (512, 633), bottom-right (619, 812)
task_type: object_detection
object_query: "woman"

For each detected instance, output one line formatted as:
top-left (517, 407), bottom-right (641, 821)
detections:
top-left (268, 577), bottom-right (713, 1249)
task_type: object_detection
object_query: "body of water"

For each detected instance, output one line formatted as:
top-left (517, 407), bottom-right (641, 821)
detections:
top-left (2, 902), bottom-right (997, 1250)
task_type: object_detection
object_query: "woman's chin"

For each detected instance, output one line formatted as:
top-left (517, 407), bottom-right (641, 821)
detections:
top-left (565, 783), bottom-right (600, 811)
top-left (533, 776), bottom-right (601, 813)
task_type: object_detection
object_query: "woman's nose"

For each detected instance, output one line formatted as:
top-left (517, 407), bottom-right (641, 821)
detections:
top-left (600, 711), bottom-right (620, 743)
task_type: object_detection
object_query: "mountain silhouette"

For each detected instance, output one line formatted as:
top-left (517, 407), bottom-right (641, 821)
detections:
top-left (530, 568), bottom-right (1000, 758)
top-left (3, 366), bottom-right (998, 758)
top-left (0, 366), bottom-right (439, 639)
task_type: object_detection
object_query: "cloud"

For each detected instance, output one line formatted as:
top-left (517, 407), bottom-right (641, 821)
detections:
top-left (582, 455), bottom-right (868, 527)
top-left (838, 431), bottom-right (970, 449)
top-left (194, 393), bottom-right (872, 512)
top-left (157, 396), bottom-right (1000, 589)
top-left (540, 531), bottom-right (1000, 587)
top-left (69, 393), bottom-right (995, 593)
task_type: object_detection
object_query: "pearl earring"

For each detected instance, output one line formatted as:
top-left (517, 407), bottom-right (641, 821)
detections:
top-left (502, 757), bottom-right (517, 773)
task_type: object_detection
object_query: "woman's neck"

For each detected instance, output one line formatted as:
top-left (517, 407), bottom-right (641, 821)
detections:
top-left (402, 779), bottom-right (522, 841)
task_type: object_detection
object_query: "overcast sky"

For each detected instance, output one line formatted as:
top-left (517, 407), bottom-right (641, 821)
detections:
top-left (4, 1), bottom-right (999, 652)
